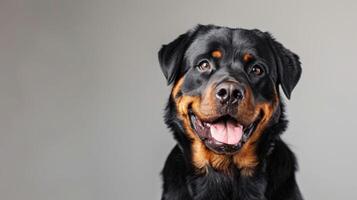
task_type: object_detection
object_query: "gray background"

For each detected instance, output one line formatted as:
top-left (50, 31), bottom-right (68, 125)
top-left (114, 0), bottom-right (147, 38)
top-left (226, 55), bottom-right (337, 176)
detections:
top-left (1, 0), bottom-right (356, 199)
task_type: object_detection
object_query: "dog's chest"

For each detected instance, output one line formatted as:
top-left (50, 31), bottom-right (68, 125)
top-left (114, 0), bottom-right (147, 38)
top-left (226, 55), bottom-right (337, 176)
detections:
top-left (187, 170), bottom-right (267, 200)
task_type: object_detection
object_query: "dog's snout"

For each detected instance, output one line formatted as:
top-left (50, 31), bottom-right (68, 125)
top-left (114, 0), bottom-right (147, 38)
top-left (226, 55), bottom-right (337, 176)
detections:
top-left (215, 82), bottom-right (244, 105)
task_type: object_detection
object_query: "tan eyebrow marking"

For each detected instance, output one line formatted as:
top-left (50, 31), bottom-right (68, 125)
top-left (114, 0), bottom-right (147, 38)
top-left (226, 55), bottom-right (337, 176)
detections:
top-left (211, 50), bottom-right (223, 59)
top-left (242, 53), bottom-right (254, 63)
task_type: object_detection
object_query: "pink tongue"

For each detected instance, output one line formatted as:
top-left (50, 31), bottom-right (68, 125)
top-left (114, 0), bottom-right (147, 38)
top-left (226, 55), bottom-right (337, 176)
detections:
top-left (210, 121), bottom-right (243, 145)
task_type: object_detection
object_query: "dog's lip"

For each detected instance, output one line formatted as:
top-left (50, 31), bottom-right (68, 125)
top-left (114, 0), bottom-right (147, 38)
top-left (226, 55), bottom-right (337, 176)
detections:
top-left (188, 109), bottom-right (260, 155)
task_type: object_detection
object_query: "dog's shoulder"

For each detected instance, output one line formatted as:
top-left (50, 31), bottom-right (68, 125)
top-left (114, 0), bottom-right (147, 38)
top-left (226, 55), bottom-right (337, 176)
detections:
top-left (266, 139), bottom-right (298, 178)
top-left (161, 145), bottom-right (192, 200)
top-left (265, 139), bottom-right (303, 200)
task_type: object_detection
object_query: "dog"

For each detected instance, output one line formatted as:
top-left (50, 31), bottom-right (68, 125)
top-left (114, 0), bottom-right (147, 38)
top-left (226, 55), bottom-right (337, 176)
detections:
top-left (158, 24), bottom-right (303, 200)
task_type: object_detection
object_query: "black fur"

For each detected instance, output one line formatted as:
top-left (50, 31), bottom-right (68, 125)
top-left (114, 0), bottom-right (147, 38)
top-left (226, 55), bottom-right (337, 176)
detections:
top-left (158, 25), bottom-right (303, 200)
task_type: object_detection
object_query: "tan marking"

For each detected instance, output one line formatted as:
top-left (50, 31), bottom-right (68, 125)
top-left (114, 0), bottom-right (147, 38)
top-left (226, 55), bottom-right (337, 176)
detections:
top-left (211, 50), bottom-right (223, 59)
top-left (243, 53), bottom-right (254, 63)
top-left (172, 77), bottom-right (184, 98)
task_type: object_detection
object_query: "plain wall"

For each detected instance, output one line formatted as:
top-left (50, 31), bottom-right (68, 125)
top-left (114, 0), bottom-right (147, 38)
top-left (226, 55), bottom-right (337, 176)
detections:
top-left (1, 0), bottom-right (356, 199)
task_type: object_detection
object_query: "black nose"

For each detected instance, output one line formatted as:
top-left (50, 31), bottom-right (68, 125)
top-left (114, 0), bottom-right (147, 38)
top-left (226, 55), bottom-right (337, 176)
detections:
top-left (216, 82), bottom-right (244, 104)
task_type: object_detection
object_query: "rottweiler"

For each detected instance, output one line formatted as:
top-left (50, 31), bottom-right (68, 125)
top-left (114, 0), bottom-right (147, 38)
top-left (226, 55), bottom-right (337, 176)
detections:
top-left (158, 24), bottom-right (303, 200)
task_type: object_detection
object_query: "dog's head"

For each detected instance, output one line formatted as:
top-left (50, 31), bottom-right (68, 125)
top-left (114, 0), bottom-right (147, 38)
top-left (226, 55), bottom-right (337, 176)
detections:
top-left (159, 25), bottom-right (301, 172)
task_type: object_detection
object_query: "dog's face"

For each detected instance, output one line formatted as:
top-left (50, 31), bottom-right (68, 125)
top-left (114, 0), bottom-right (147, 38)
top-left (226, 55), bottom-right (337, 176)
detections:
top-left (159, 25), bottom-right (301, 172)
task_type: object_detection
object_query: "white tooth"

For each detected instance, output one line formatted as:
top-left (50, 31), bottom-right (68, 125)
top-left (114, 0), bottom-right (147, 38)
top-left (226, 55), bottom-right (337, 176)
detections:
top-left (206, 123), bottom-right (211, 127)
top-left (198, 120), bottom-right (203, 127)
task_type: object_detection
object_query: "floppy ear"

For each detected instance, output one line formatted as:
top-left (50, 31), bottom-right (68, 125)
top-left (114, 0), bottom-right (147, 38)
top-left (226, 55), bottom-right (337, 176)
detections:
top-left (265, 33), bottom-right (302, 99)
top-left (158, 28), bottom-right (198, 85)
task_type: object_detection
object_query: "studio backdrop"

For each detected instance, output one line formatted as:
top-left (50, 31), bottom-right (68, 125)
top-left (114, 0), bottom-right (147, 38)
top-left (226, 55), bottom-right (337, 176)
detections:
top-left (0, 0), bottom-right (356, 200)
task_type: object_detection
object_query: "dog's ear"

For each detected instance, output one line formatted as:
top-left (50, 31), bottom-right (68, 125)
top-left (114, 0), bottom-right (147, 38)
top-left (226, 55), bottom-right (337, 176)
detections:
top-left (264, 33), bottom-right (302, 99)
top-left (158, 27), bottom-right (199, 85)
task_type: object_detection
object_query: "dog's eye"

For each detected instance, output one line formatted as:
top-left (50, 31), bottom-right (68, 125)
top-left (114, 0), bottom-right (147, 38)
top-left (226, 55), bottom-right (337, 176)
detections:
top-left (197, 60), bottom-right (212, 72)
top-left (250, 65), bottom-right (264, 76)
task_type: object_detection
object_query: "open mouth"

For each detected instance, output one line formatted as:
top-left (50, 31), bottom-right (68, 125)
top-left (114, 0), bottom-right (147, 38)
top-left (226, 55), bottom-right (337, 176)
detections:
top-left (189, 109), bottom-right (260, 154)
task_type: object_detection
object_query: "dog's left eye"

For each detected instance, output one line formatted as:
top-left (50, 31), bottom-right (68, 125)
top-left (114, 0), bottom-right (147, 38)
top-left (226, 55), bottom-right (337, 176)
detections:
top-left (197, 60), bottom-right (212, 72)
top-left (249, 64), bottom-right (264, 76)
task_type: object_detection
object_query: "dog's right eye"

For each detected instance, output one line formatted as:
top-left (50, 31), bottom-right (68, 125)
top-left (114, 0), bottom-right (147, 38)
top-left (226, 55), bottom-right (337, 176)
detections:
top-left (197, 60), bottom-right (212, 72)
